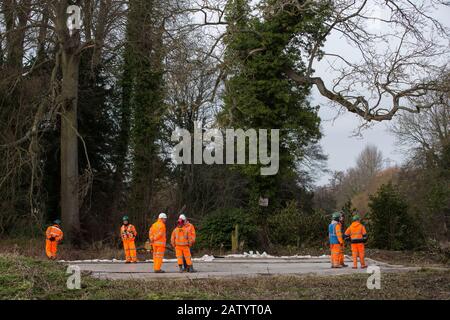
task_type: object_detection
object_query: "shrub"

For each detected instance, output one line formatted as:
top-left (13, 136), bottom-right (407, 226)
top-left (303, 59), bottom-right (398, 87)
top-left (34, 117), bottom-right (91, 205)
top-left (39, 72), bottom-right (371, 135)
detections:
top-left (367, 182), bottom-right (423, 250)
top-left (196, 208), bottom-right (259, 250)
top-left (268, 201), bottom-right (328, 247)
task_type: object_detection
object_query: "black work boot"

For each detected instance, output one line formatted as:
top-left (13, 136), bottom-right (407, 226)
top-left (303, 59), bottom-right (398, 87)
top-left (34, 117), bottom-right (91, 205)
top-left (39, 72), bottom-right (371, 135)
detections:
top-left (187, 265), bottom-right (196, 273)
top-left (178, 265), bottom-right (184, 273)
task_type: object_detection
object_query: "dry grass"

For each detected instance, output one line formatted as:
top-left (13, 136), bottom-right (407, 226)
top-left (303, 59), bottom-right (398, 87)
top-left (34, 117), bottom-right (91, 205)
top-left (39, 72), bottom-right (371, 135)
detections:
top-left (366, 248), bottom-right (450, 267)
top-left (137, 271), bottom-right (450, 300)
top-left (1, 252), bottom-right (449, 300)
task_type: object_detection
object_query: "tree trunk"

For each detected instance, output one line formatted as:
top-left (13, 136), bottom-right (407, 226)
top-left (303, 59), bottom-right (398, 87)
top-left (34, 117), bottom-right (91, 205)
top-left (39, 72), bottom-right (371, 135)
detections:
top-left (51, 0), bottom-right (83, 245)
top-left (36, 3), bottom-right (49, 63)
top-left (60, 50), bottom-right (80, 244)
top-left (2, 0), bottom-right (31, 70)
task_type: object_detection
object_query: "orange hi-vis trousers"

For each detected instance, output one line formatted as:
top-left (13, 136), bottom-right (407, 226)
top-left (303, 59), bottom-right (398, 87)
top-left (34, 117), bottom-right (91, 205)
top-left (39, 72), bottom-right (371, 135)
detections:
top-left (330, 244), bottom-right (342, 267)
top-left (152, 245), bottom-right (165, 271)
top-left (175, 246), bottom-right (192, 266)
top-left (122, 239), bottom-right (137, 262)
top-left (351, 243), bottom-right (366, 268)
top-left (46, 240), bottom-right (58, 259)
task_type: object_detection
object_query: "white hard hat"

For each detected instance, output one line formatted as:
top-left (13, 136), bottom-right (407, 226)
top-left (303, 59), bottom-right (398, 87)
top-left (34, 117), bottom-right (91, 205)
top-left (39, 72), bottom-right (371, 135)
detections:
top-left (158, 213), bottom-right (167, 219)
top-left (179, 214), bottom-right (187, 221)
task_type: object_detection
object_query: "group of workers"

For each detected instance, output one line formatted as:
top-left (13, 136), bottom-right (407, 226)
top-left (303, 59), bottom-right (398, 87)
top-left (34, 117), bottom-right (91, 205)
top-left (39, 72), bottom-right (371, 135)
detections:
top-left (45, 213), bottom-right (196, 273)
top-left (46, 210), bottom-right (368, 271)
top-left (121, 213), bottom-right (197, 273)
top-left (329, 211), bottom-right (368, 269)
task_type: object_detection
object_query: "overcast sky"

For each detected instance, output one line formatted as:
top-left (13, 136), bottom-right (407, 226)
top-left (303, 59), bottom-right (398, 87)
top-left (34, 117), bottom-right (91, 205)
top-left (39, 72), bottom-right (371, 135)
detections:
top-left (314, 98), bottom-right (403, 186)
top-left (311, 3), bottom-right (450, 186)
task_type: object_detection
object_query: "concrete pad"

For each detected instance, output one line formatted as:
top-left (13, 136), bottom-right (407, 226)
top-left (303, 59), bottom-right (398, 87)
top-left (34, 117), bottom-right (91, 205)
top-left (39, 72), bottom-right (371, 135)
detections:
top-left (67, 256), bottom-right (423, 280)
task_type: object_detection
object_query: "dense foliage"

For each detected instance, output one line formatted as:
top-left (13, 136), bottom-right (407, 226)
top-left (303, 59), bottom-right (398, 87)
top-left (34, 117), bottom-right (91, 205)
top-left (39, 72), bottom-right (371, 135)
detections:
top-left (0, 1), bottom-right (448, 253)
top-left (367, 183), bottom-right (422, 250)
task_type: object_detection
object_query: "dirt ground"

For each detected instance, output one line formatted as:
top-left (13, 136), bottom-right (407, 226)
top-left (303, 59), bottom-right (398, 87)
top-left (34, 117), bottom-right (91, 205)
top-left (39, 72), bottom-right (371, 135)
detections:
top-left (2, 252), bottom-right (449, 299)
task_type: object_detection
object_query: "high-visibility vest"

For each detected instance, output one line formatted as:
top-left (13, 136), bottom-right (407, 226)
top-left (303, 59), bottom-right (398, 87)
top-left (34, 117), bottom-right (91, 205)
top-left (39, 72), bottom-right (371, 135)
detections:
top-left (149, 219), bottom-right (166, 246)
top-left (46, 225), bottom-right (64, 241)
top-left (184, 222), bottom-right (196, 243)
top-left (171, 227), bottom-right (190, 246)
top-left (345, 222), bottom-right (367, 243)
top-left (121, 224), bottom-right (137, 240)
top-left (329, 222), bottom-right (343, 244)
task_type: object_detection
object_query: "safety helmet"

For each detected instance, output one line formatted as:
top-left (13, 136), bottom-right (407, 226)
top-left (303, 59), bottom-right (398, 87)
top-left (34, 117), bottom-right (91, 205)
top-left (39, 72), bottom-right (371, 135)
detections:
top-left (179, 214), bottom-right (187, 221)
top-left (159, 213), bottom-right (167, 219)
top-left (352, 215), bottom-right (361, 221)
top-left (332, 212), bottom-right (341, 220)
top-left (54, 219), bottom-right (61, 225)
top-left (122, 215), bottom-right (129, 222)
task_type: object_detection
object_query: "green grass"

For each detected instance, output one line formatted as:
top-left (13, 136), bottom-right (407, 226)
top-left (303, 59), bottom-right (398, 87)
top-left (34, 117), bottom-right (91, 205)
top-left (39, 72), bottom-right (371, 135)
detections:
top-left (1, 253), bottom-right (449, 300)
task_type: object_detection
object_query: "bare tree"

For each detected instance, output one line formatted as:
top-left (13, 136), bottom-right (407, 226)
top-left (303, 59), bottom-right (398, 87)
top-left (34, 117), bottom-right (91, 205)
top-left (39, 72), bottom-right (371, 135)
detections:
top-left (328, 145), bottom-right (384, 207)
top-left (184, 0), bottom-right (449, 122)
top-left (390, 76), bottom-right (449, 244)
top-left (0, 0), bottom-right (127, 241)
top-left (356, 144), bottom-right (384, 178)
top-left (391, 74), bottom-right (450, 165)
top-left (278, 0), bottom-right (450, 122)
top-left (162, 26), bottom-right (245, 216)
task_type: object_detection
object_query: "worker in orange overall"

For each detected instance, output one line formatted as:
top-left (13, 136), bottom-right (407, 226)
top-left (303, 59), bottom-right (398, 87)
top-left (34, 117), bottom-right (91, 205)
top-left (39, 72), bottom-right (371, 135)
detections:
top-left (171, 218), bottom-right (195, 273)
top-left (121, 215), bottom-right (138, 263)
top-left (329, 212), bottom-right (344, 268)
top-left (179, 214), bottom-right (196, 246)
top-left (344, 215), bottom-right (368, 269)
top-left (45, 219), bottom-right (64, 260)
top-left (179, 214), bottom-right (196, 271)
top-left (149, 213), bottom-right (167, 273)
top-left (338, 212), bottom-right (348, 267)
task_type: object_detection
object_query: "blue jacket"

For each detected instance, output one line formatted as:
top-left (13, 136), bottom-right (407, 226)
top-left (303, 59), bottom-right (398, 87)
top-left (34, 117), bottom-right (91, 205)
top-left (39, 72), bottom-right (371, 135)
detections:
top-left (329, 222), bottom-right (341, 244)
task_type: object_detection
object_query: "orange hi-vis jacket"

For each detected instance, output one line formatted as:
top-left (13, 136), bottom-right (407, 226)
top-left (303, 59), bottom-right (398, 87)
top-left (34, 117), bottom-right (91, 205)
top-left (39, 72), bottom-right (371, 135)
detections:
top-left (46, 224), bottom-right (64, 242)
top-left (184, 222), bottom-right (196, 245)
top-left (149, 219), bottom-right (166, 247)
top-left (45, 224), bottom-right (63, 259)
top-left (345, 222), bottom-right (367, 243)
top-left (121, 224), bottom-right (137, 240)
top-left (171, 226), bottom-right (193, 247)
